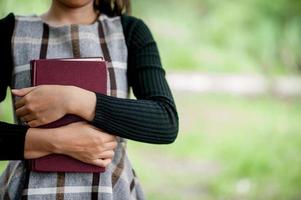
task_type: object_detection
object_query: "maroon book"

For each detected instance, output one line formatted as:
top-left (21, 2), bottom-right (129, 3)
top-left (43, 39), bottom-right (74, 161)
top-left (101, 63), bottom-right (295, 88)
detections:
top-left (28, 58), bottom-right (107, 173)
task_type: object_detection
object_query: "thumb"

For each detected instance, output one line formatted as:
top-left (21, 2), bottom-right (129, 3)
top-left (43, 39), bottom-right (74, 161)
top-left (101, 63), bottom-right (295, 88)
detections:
top-left (11, 87), bottom-right (35, 97)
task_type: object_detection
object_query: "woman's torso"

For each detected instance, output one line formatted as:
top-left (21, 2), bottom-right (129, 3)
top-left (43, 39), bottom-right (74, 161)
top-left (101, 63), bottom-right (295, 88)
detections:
top-left (0, 14), bottom-right (144, 200)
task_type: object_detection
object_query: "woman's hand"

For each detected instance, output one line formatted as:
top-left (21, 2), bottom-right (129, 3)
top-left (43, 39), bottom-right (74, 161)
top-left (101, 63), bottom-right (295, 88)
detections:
top-left (25, 122), bottom-right (117, 167)
top-left (12, 85), bottom-right (72, 127)
top-left (12, 85), bottom-right (96, 127)
top-left (54, 122), bottom-right (117, 167)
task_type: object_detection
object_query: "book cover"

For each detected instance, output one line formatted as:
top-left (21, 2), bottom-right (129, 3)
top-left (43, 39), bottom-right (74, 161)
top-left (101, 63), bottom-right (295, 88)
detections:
top-left (28, 58), bottom-right (107, 173)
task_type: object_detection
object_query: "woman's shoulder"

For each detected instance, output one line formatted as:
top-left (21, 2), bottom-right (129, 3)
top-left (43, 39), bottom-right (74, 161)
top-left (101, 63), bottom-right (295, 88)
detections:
top-left (1, 13), bottom-right (42, 28)
top-left (0, 13), bottom-right (15, 49)
top-left (0, 13), bottom-right (41, 54)
top-left (0, 12), bottom-right (14, 21)
top-left (120, 14), bottom-right (150, 33)
top-left (120, 15), bottom-right (155, 47)
top-left (120, 14), bottom-right (141, 26)
top-left (0, 13), bottom-right (15, 29)
top-left (0, 13), bottom-right (15, 102)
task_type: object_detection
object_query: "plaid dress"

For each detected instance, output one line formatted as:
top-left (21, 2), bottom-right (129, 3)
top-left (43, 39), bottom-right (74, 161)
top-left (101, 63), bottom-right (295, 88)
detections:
top-left (0, 14), bottom-right (145, 200)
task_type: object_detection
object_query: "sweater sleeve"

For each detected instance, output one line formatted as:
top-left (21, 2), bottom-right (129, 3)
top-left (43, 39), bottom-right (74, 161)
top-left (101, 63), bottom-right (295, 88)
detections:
top-left (0, 13), bottom-right (14, 102)
top-left (0, 13), bottom-right (29, 160)
top-left (90, 16), bottom-right (179, 144)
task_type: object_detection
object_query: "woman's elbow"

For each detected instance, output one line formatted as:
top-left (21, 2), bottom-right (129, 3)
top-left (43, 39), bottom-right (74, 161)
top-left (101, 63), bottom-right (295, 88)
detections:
top-left (165, 107), bottom-right (179, 144)
top-left (159, 119), bottom-right (179, 144)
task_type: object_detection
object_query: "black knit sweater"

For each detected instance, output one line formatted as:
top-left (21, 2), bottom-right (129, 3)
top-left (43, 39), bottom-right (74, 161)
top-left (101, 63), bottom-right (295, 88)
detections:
top-left (0, 13), bottom-right (179, 160)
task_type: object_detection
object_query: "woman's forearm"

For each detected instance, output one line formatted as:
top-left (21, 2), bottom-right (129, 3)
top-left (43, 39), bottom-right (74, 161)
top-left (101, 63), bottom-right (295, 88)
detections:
top-left (0, 121), bottom-right (29, 160)
top-left (69, 88), bottom-right (178, 144)
top-left (25, 122), bottom-right (117, 167)
top-left (90, 93), bottom-right (178, 144)
top-left (68, 86), bottom-right (96, 121)
top-left (24, 127), bottom-right (58, 159)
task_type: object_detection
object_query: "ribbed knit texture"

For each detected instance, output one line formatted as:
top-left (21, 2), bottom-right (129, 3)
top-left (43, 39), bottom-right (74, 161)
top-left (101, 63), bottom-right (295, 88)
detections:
top-left (0, 14), bottom-right (179, 160)
top-left (91, 16), bottom-right (178, 144)
top-left (0, 13), bottom-right (14, 102)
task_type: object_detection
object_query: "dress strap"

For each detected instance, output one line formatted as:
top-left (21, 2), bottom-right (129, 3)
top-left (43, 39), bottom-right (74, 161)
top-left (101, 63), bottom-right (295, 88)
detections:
top-left (39, 23), bottom-right (49, 59)
top-left (98, 20), bottom-right (117, 97)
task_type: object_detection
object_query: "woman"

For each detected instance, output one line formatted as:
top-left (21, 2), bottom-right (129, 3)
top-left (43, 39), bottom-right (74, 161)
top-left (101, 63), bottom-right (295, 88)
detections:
top-left (0, 0), bottom-right (178, 199)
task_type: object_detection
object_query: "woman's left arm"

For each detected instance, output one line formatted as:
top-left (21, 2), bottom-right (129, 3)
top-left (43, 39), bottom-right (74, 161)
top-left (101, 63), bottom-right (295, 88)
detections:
top-left (87, 18), bottom-right (179, 144)
top-left (14, 18), bottom-right (179, 144)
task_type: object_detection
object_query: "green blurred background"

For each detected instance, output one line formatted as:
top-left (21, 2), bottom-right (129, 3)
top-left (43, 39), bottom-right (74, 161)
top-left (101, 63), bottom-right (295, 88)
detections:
top-left (1, 0), bottom-right (301, 199)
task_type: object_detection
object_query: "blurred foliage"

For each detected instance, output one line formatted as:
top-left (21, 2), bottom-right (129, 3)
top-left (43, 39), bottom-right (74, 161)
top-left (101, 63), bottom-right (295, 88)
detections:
top-left (0, 0), bottom-right (50, 17)
top-left (128, 92), bottom-right (301, 200)
top-left (132, 0), bottom-right (301, 74)
top-left (0, 0), bottom-right (300, 74)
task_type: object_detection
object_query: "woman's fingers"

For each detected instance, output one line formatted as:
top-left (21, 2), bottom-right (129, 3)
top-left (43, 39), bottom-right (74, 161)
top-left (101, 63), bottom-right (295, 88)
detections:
top-left (27, 120), bottom-right (40, 128)
top-left (53, 122), bottom-right (117, 167)
top-left (104, 141), bottom-right (118, 151)
top-left (98, 150), bottom-right (115, 159)
top-left (101, 136), bottom-right (117, 144)
top-left (71, 155), bottom-right (114, 168)
top-left (16, 106), bottom-right (30, 117)
top-left (11, 87), bottom-right (35, 97)
top-left (91, 159), bottom-right (112, 168)
top-left (15, 98), bottom-right (26, 109)
top-left (21, 114), bottom-right (36, 123)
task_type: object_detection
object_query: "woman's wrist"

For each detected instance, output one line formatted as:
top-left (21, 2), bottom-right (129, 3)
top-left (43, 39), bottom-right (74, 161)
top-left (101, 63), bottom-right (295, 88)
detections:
top-left (24, 127), bottom-right (59, 159)
top-left (67, 86), bottom-right (96, 121)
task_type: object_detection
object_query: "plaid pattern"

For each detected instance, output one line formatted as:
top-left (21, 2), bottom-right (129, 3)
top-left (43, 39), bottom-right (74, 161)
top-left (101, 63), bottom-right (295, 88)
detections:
top-left (0, 14), bottom-right (145, 200)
